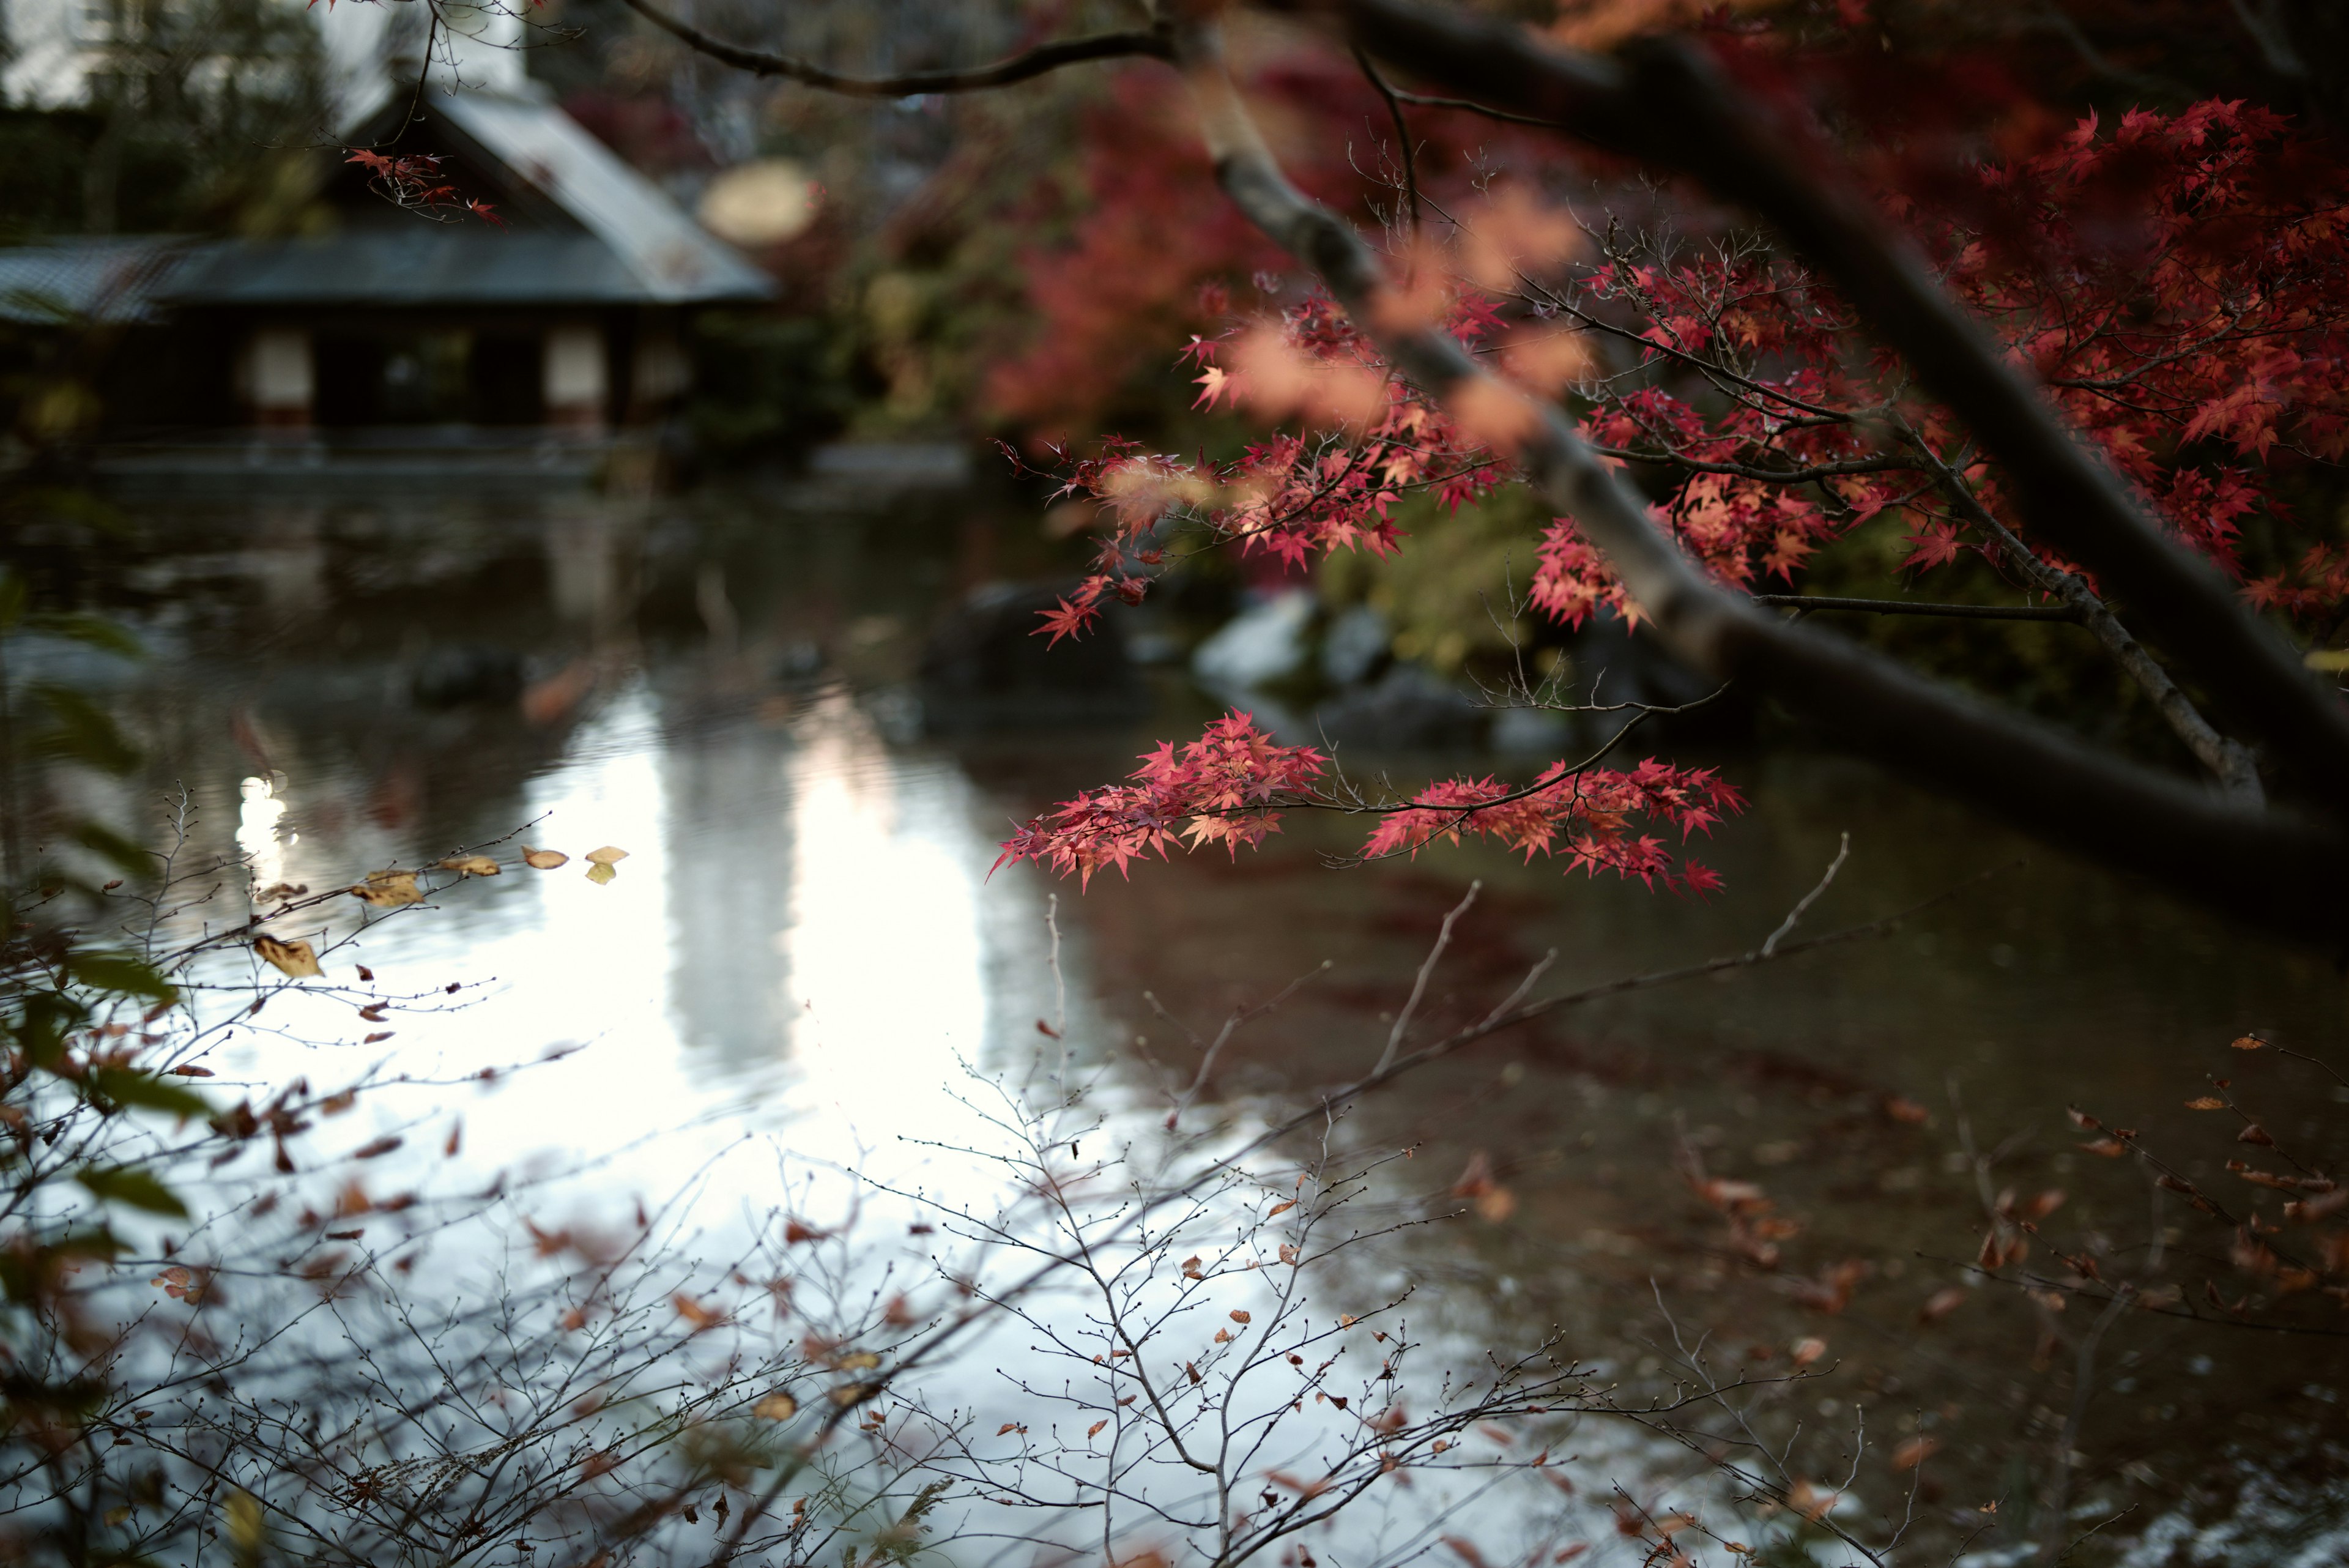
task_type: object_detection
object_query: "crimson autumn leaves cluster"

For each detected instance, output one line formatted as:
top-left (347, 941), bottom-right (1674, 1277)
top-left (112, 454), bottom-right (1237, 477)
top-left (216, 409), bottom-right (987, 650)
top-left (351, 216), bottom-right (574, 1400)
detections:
top-left (992, 73), bottom-right (2349, 893)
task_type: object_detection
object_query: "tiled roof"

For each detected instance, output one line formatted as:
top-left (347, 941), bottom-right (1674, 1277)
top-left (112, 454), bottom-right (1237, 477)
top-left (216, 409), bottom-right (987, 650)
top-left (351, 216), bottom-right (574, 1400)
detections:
top-left (0, 239), bottom-right (196, 324)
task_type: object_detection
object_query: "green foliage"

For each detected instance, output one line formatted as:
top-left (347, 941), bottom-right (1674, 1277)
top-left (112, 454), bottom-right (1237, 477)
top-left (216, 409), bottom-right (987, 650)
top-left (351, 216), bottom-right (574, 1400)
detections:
top-left (0, 0), bottom-right (329, 240)
top-left (73, 1162), bottom-right (189, 1217)
top-left (688, 311), bottom-right (858, 464)
top-left (1321, 485), bottom-right (1556, 677)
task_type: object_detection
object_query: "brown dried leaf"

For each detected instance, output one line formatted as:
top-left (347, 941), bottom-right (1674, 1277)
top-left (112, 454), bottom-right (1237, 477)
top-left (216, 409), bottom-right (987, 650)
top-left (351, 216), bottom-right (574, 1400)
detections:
top-left (752, 1392), bottom-right (798, 1421)
top-left (1918, 1286), bottom-right (1967, 1324)
top-left (1790, 1336), bottom-right (1827, 1369)
top-left (584, 845), bottom-right (630, 866)
top-left (438, 855), bottom-right (500, 877)
top-left (1088, 1419), bottom-right (1108, 1438)
top-left (1229, 1309), bottom-right (1251, 1324)
top-left (1268, 1200), bottom-right (1297, 1217)
top-left (2186, 1096), bottom-right (2227, 1110)
top-left (254, 936), bottom-right (323, 979)
top-left (1892, 1436), bottom-right (1940, 1471)
top-left (521, 847), bottom-right (568, 870)
top-left (351, 870), bottom-right (424, 908)
top-left (2232, 1035), bottom-right (2268, 1050)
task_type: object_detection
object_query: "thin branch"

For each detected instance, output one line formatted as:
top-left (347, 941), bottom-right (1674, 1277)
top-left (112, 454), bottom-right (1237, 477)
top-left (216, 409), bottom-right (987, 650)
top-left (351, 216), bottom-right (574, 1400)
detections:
top-left (1350, 42), bottom-right (1419, 234)
top-left (618, 0), bottom-right (1169, 94)
top-left (1375, 880), bottom-right (1477, 1076)
top-left (1751, 595), bottom-right (2081, 623)
top-left (1761, 831), bottom-right (1849, 956)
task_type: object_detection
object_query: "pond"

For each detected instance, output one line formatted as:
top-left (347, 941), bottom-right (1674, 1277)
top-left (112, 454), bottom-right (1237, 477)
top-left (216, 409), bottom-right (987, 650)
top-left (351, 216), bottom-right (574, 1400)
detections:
top-left (6, 474), bottom-right (2345, 1565)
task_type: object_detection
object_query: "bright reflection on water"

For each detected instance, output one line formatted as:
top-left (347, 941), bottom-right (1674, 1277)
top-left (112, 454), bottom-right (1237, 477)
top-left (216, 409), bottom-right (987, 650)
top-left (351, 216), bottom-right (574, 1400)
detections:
top-left (199, 680), bottom-right (1052, 1217)
top-left (23, 488), bottom-right (2349, 1565)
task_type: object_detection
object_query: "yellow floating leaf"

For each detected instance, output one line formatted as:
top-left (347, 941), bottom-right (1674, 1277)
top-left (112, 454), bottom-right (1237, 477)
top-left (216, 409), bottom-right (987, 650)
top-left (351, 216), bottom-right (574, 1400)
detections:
top-left (752, 1392), bottom-right (798, 1421)
top-left (584, 845), bottom-right (630, 865)
top-left (585, 862), bottom-right (617, 886)
top-left (521, 847), bottom-right (568, 870)
top-left (351, 871), bottom-right (424, 908)
top-left (438, 855), bottom-right (500, 877)
top-left (254, 935), bottom-right (322, 979)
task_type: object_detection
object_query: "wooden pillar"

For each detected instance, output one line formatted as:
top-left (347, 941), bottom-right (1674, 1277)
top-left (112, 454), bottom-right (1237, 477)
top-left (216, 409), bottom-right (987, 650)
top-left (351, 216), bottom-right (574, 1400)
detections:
top-left (542, 323), bottom-right (607, 430)
top-left (242, 327), bottom-right (313, 428)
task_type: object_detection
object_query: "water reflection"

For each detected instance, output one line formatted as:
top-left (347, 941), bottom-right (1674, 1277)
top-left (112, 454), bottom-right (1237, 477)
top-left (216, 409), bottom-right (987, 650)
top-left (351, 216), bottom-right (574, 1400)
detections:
top-left (9, 485), bottom-right (2348, 1562)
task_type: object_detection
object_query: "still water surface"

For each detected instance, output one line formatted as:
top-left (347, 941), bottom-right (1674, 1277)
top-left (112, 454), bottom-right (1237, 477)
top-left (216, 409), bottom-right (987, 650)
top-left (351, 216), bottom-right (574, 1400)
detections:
top-left (15, 481), bottom-right (2349, 1564)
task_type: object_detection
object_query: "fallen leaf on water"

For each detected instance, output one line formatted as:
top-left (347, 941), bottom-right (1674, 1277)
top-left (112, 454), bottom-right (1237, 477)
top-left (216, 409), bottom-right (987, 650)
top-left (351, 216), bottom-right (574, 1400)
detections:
top-left (255, 936), bottom-right (322, 978)
top-left (584, 845), bottom-right (629, 865)
top-left (752, 1392), bottom-right (798, 1421)
top-left (585, 862), bottom-right (617, 886)
top-left (521, 847), bottom-right (568, 870)
top-left (438, 855), bottom-right (500, 877)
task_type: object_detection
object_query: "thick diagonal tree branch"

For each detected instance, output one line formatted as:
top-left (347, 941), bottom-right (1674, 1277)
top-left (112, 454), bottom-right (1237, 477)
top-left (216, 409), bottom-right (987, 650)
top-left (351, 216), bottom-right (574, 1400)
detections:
top-left (1320, 0), bottom-right (2349, 808)
top-left (1168, 12), bottom-right (2346, 938)
top-left (618, 0), bottom-right (1170, 94)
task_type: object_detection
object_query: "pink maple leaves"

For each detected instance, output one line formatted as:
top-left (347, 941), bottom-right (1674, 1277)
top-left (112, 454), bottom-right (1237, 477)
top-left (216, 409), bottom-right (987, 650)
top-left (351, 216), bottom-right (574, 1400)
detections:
top-left (995, 713), bottom-right (1741, 896)
top-left (993, 712), bottom-right (1327, 885)
top-left (1359, 759), bottom-right (1743, 895)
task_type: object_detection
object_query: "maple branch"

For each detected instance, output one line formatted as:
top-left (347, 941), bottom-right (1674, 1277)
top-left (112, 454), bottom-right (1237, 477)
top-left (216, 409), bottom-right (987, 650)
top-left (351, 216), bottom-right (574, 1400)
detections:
top-left (1904, 434), bottom-right (2266, 803)
top-left (1750, 595), bottom-right (2081, 623)
top-left (618, 0), bottom-right (1170, 93)
top-left (1321, 0), bottom-right (2349, 809)
top-left (1172, 9), bottom-right (2348, 938)
top-left (1350, 42), bottom-right (1419, 234)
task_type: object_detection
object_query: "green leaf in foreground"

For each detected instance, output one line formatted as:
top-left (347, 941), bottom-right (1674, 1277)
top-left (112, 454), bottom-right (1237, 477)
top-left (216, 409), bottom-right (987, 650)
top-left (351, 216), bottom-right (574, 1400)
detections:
top-left (68, 950), bottom-right (177, 1003)
top-left (90, 1067), bottom-right (209, 1120)
top-left (75, 1165), bottom-right (188, 1217)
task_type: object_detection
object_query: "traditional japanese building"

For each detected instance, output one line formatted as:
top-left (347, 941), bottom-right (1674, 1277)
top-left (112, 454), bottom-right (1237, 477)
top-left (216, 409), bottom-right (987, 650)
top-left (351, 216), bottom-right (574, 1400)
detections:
top-left (0, 0), bottom-right (773, 468)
